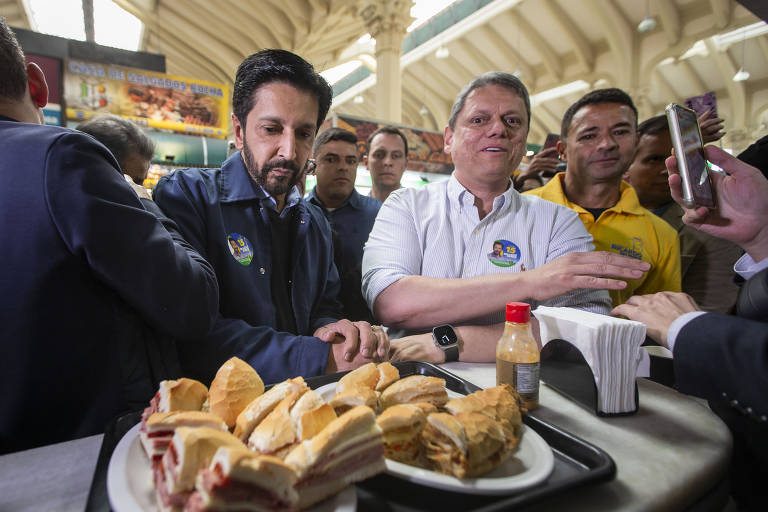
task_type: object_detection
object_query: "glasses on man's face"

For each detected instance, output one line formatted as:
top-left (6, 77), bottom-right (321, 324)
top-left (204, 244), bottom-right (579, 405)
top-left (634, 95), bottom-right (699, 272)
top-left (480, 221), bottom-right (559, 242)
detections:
top-left (304, 159), bottom-right (316, 175)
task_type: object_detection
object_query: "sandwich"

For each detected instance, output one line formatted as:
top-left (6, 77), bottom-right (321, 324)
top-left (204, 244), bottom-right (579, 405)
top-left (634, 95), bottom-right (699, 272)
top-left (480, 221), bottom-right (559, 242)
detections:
top-left (290, 389), bottom-right (337, 442)
top-left (444, 384), bottom-right (523, 447)
top-left (335, 363), bottom-right (378, 393)
top-left (247, 389), bottom-right (336, 457)
top-left (140, 411), bottom-right (228, 466)
top-left (375, 362), bottom-right (400, 391)
top-left (209, 357), bottom-right (265, 429)
top-left (421, 412), bottom-right (509, 478)
top-left (247, 389), bottom-right (307, 456)
top-left (141, 378), bottom-right (208, 430)
top-left (155, 426), bottom-right (245, 512)
top-left (375, 403), bottom-right (436, 466)
top-left (379, 375), bottom-right (449, 410)
top-left (284, 406), bottom-right (386, 509)
top-left (233, 377), bottom-right (308, 442)
top-left (185, 446), bottom-right (298, 512)
top-left (335, 362), bottom-right (400, 394)
top-left (329, 386), bottom-right (379, 416)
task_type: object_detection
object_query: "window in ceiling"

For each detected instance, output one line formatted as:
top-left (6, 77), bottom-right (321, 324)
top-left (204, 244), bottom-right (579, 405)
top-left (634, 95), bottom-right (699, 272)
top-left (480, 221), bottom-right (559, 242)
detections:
top-left (27, 0), bottom-right (142, 51)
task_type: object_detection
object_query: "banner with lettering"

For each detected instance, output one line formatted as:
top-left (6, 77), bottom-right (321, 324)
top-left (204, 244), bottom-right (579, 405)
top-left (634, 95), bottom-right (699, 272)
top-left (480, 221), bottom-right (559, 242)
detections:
top-left (64, 59), bottom-right (229, 138)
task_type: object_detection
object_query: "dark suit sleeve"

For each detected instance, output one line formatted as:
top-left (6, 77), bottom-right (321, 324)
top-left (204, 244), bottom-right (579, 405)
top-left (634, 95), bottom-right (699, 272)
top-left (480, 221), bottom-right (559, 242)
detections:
top-left (45, 132), bottom-right (219, 340)
top-left (153, 173), bottom-right (330, 385)
top-left (674, 312), bottom-right (768, 420)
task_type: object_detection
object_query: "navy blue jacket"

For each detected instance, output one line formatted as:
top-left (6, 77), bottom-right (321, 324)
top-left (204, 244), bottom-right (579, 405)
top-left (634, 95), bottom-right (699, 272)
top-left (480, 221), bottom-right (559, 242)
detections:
top-left (308, 188), bottom-right (381, 322)
top-left (0, 117), bottom-right (219, 454)
top-left (153, 153), bottom-right (341, 385)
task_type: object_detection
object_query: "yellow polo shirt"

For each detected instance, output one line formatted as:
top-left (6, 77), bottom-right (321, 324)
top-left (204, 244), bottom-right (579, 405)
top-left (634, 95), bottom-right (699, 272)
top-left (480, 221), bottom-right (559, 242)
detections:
top-left (525, 173), bottom-right (681, 305)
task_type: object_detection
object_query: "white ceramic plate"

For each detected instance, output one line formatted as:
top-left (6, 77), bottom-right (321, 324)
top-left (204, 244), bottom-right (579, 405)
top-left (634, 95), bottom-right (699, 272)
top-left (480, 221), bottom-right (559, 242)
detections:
top-left (316, 382), bottom-right (554, 495)
top-left (106, 422), bottom-right (356, 512)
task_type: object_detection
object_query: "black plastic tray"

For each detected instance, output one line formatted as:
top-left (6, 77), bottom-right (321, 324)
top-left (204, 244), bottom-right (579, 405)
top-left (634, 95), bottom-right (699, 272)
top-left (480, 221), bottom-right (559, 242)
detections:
top-left (86, 361), bottom-right (615, 511)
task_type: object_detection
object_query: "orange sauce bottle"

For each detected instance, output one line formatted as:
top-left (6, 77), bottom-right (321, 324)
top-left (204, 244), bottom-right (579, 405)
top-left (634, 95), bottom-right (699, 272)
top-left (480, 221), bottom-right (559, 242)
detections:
top-left (496, 302), bottom-right (539, 410)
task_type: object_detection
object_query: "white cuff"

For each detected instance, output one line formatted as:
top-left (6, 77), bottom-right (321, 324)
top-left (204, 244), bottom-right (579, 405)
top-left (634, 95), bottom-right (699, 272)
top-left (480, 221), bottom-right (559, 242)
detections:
top-left (734, 253), bottom-right (768, 280)
top-left (667, 311), bottom-right (707, 352)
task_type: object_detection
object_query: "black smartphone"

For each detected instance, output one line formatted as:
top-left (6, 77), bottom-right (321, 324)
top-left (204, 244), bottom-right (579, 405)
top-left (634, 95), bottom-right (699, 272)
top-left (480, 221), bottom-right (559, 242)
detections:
top-left (665, 103), bottom-right (715, 209)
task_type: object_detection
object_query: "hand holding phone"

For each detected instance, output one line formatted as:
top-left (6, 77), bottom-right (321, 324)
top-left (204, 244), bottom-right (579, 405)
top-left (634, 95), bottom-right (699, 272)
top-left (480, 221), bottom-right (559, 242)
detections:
top-left (665, 103), bottom-right (715, 209)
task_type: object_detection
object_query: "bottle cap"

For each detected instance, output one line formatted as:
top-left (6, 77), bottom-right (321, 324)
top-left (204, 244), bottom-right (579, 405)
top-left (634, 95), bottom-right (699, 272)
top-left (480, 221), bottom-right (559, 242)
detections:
top-left (506, 302), bottom-right (530, 323)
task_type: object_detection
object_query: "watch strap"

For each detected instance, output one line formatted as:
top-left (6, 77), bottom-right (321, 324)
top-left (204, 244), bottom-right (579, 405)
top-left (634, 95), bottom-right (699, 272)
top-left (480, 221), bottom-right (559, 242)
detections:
top-left (444, 344), bottom-right (459, 362)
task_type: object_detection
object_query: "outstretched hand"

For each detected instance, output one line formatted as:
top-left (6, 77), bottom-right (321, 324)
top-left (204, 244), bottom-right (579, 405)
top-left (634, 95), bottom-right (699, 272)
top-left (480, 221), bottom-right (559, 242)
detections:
top-left (523, 251), bottom-right (650, 302)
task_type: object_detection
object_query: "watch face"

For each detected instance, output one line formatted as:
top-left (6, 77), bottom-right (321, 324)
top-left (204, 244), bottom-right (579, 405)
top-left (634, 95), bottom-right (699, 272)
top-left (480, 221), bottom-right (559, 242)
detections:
top-left (433, 325), bottom-right (458, 347)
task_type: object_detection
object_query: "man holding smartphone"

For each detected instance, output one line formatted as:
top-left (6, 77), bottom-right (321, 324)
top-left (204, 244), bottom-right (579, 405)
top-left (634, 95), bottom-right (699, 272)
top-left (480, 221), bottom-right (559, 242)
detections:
top-left (525, 88), bottom-right (681, 306)
top-left (613, 145), bottom-right (768, 510)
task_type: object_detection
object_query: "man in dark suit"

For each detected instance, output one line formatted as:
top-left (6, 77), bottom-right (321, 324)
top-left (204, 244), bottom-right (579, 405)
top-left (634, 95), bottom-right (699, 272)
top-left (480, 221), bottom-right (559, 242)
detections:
top-left (613, 145), bottom-right (768, 510)
top-left (0, 18), bottom-right (219, 454)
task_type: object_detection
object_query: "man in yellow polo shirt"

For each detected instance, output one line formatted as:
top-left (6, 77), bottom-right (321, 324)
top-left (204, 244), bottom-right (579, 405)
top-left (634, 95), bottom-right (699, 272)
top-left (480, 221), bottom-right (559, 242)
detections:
top-left (525, 88), bottom-right (680, 305)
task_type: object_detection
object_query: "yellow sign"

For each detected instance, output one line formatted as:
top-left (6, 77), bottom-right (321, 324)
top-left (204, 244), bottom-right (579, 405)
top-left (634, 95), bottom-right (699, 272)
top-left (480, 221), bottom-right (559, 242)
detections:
top-left (64, 60), bottom-right (229, 138)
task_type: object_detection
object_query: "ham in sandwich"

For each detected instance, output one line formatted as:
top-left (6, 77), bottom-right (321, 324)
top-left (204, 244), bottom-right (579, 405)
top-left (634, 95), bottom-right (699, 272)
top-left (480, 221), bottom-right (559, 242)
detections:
top-left (185, 446), bottom-right (299, 512)
top-left (155, 426), bottom-right (245, 512)
top-left (284, 406), bottom-right (385, 509)
top-left (140, 411), bottom-right (227, 467)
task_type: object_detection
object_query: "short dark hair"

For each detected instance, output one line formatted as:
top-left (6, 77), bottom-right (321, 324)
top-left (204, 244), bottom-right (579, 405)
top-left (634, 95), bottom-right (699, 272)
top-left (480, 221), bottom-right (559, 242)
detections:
top-left (76, 114), bottom-right (155, 164)
top-left (0, 17), bottom-right (28, 101)
top-left (560, 88), bottom-right (638, 139)
top-left (637, 115), bottom-right (669, 137)
top-left (448, 72), bottom-right (530, 130)
top-left (232, 49), bottom-right (332, 131)
top-left (365, 125), bottom-right (409, 157)
top-left (313, 127), bottom-right (358, 154)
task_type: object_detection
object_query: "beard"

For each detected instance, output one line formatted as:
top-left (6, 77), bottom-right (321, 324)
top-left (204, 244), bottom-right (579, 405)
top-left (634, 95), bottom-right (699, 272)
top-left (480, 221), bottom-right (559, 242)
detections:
top-left (242, 143), bottom-right (302, 198)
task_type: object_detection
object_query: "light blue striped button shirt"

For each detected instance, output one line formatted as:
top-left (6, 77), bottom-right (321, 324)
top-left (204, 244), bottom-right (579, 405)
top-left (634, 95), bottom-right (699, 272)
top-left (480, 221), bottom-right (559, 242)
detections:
top-left (362, 173), bottom-right (611, 326)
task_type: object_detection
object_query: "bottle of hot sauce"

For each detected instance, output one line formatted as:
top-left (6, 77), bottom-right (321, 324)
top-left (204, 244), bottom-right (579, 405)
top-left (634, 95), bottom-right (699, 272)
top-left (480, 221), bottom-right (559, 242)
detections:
top-left (496, 302), bottom-right (539, 410)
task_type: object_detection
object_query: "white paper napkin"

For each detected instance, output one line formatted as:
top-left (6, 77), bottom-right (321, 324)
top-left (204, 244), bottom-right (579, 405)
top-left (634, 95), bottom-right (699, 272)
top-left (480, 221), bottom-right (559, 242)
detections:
top-left (533, 306), bottom-right (647, 414)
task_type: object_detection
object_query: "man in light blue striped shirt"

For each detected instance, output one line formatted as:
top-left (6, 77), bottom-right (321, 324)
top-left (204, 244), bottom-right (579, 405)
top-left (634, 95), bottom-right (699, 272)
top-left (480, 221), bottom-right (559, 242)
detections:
top-left (361, 72), bottom-right (651, 364)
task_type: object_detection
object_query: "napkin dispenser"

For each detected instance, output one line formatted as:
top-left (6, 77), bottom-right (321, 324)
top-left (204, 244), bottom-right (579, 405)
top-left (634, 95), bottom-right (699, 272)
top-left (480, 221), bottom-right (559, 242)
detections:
top-left (534, 307), bottom-right (646, 417)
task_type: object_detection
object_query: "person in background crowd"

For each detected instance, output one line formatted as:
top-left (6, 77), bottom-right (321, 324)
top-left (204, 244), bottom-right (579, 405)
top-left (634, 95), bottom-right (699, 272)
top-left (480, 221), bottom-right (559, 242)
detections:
top-left (514, 173), bottom-right (544, 192)
top-left (76, 114), bottom-right (155, 186)
top-left (308, 127), bottom-right (381, 323)
top-left (362, 72), bottom-right (650, 364)
top-left (625, 115), bottom-right (742, 313)
top-left (153, 49), bottom-right (388, 385)
top-left (525, 88), bottom-right (681, 306)
top-left (0, 17), bottom-right (219, 454)
top-left (613, 145), bottom-right (768, 511)
top-left (364, 126), bottom-right (408, 202)
top-left (513, 146), bottom-right (561, 189)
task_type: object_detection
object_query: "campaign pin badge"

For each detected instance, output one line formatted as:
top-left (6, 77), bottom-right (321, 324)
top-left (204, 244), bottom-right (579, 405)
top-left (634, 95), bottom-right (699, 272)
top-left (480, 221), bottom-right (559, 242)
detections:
top-left (488, 239), bottom-right (521, 268)
top-left (227, 233), bottom-right (253, 266)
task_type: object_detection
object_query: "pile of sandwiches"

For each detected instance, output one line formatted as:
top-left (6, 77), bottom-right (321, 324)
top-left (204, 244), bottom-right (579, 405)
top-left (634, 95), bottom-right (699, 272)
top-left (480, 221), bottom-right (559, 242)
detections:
top-left (330, 362), bottom-right (525, 479)
top-left (137, 358), bottom-right (525, 511)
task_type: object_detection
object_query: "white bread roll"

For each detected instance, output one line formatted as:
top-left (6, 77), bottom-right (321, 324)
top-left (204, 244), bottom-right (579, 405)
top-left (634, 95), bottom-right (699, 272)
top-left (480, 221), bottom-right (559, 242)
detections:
top-left (208, 357), bottom-right (265, 429)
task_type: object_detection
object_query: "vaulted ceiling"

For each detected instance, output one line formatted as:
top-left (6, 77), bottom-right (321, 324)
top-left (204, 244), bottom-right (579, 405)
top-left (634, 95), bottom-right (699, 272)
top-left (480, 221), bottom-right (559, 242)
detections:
top-left (2, 0), bottom-right (766, 151)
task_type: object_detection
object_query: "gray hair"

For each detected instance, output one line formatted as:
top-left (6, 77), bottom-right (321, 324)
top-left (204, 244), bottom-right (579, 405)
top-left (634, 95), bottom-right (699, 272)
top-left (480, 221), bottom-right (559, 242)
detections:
top-left (448, 72), bottom-right (531, 130)
top-left (76, 114), bottom-right (155, 165)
